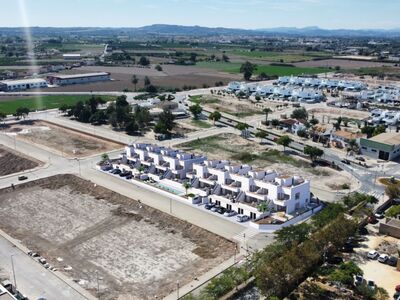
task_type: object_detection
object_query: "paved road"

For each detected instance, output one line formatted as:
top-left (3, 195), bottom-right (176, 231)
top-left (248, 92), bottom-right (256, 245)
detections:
top-left (0, 235), bottom-right (90, 300)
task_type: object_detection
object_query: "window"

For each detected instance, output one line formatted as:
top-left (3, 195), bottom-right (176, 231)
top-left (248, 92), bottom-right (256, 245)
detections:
top-left (361, 146), bottom-right (367, 150)
top-left (295, 192), bottom-right (300, 200)
top-left (371, 149), bottom-right (377, 152)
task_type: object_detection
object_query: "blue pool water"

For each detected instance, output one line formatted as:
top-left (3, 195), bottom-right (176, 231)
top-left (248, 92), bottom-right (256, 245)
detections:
top-left (155, 183), bottom-right (184, 195)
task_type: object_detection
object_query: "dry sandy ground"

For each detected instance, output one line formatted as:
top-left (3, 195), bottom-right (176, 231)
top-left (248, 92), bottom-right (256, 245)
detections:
top-left (5, 121), bottom-right (122, 158)
top-left (178, 133), bottom-right (356, 192)
top-left (0, 175), bottom-right (235, 300)
top-left (0, 145), bottom-right (41, 176)
top-left (294, 59), bottom-right (395, 69)
top-left (307, 107), bottom-right (370, 122)
top-left (351, 234), bottom-right (400, 296)
top-left (47, 65), bottom-right (240, 92)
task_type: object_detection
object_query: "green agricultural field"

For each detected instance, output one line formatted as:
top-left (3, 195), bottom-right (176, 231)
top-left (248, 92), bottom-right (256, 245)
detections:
top-left (0, 95), bottom-right (116, 115)
top-left (230, 50), bottom-right (331, 62)
top-left (195, 61), bottom-right (330, 76)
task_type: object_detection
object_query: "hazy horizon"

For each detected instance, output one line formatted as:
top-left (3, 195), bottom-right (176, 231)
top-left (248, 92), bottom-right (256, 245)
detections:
top-left (1, 0), bottom-right (399, 30)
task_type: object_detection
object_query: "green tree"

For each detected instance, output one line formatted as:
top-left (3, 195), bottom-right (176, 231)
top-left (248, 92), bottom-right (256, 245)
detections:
top-left (329, 261), bottom-right (363, 285)
top-left (311, 203), bottom-right (345, 229)
top-left (222, 54), bottom-right (230, 62)
top-left (144, 76), bottom-right (151, 87)
top-left (236, 122), bottom-right (249, 137)
top-left (276, 135), bottom-right (292, 152)
top-left (255, 130), bottom-right (267, 143)
top-left (89, 110), bottom-right (108, 125)
top-left (386, 205), bottom-right (400, 218)
top-left (291, 107), bottom-right (308, 120)
top-left (208, 111), bottom-right (222, 125)
top-left (240, 61), bottom-right (256, 81)
top-left (155, 64), bottom-right (163, 71)
top-left (131, 75), bottom-right (139, 91)
top-left (59, 104), bottom-right (70, 114)
top-left (385, 184), bottom-right (400, 200)
top-left (304, 145), bottom-right (324, 162)
top-left (100, 153), bottom-right (109, 164)
top-left (138, 56), bottom-right (150, 66)
top-left (347, 139), bottom-right (358, 152)
top-left (373, 125), bottom-right (386, 136)
top-left (182, 182), bottom-right (191, 196)
top-left (361, 126), bottom-right (375, 138)
top-left (154, 110), bottom-right (176, 135)
top-left (275, 223), bottom-right (312, 248)
top-left (125, 118), bottom-right (139, 135)
top-left (14, 107), bottom-right (30, 119)
top-left (189, 104), bottom-right (203, 119)
top-left (263, 108), bottom-right (272, 124)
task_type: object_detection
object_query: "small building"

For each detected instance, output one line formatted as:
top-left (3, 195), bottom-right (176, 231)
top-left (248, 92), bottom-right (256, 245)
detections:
top-left (279, 119), bottom-right (306, 135)
top-left (63, 53), bottom-right (81, 60)
top-left (47, 72), bottom-right (111, 86)
top-left (360, 132), bottom-right (400, 161)
top-left (330, 130), bottom-right (365, 149)
top-left (0, 78), bottom-right (47, 91)
top-left (379, 218), bottom-right (400, 238)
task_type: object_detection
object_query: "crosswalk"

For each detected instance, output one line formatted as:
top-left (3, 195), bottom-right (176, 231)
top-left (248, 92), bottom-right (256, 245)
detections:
top-left (232, 227), bottom-right (259, 244)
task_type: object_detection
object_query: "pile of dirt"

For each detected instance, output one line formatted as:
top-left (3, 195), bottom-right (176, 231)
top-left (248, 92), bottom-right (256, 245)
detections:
top-left (0, 145), bottom-right (40, 176)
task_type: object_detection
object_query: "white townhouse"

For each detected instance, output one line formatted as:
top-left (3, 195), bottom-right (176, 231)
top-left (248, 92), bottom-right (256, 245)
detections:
top-left (226, 81), bottom-right (242, 92)
top-left (188, 160), bottom-right (310, 220)
top-left (255, 85), bottom-right (275, 96)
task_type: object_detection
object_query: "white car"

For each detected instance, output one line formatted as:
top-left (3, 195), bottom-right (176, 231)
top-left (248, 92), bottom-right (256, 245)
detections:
top-left (367, 250), bottom-right (379, 259)
top-left (236, 215), bottom-right (250, 223)
top-left (378, 254), bottom-right (389, 263)
top-left (224, 210), bottom-right (237, 217)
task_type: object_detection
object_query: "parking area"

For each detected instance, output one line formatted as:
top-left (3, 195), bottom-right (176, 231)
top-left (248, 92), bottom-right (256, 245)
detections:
top-left (0, 174), bottom-right (235, 300)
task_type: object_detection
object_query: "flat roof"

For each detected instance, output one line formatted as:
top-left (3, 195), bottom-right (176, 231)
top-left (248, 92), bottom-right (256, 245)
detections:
top-left (1, 78), bottom-right (47, 85)
top-left (49, 72), bottom-right (110, 80)
top-left (369, 132), bottom-right (400, 146)
top-left (63, 53), bottom-right (81, 57)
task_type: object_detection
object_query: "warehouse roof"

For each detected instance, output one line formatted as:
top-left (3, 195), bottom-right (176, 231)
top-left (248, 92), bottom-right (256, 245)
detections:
top-left (0, 78), bottom-right (47, 85)
top-left (369, 132), bottom-right (400, 146)
top-left (48, 72), bottom-right (110, 80)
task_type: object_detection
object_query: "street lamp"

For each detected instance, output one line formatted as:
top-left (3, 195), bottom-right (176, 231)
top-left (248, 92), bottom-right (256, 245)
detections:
top-left (11, 255), bottom-right (17, 291)
top-left (75, 158), bottom-right (81, 176)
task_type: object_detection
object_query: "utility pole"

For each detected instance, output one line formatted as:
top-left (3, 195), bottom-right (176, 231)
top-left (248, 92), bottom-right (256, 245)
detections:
top-left (75, 158), bottom-right (81, 176)
top-left (176, 281), bottom-right (179, 299)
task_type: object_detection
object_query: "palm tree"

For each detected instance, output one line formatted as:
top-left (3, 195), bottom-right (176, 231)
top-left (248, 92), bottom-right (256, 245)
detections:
top-left (263, 108), bottom-right (272, 125)
top-left (131, 75), bottom-right (139, 91)
top-left (137, 166), bottom-right (145, 174)
top-left (182, 182), bottom-right (191, 196)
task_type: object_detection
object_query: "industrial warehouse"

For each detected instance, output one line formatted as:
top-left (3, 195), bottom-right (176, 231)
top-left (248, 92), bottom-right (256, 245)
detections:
top-left (0, 72), bottom-right (111, 91)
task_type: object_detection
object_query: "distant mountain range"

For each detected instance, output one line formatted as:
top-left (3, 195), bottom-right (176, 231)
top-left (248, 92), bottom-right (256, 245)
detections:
top-left (1, 24), bottom-right (400, 37)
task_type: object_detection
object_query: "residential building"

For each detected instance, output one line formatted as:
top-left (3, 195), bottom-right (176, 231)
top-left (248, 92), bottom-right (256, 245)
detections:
top-left (360, 132), bottom-right (400, 160)
top-left (63, 53), bottom-right (81, 60)
top-left (330, 130), bottom-right (365, 149)
top-left (226, 81), bottom-right (242, 92)
top-left (0, 78), bottom-right (48, 91)
top-left (47, 72), bottom-right (111, 86)
top-left (279, 119), bottom-right (306, 134)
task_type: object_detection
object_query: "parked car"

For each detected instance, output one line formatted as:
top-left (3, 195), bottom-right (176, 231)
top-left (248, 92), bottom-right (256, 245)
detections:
top-left (204, 203), bottom-right (215, 210)
top-left (341, 159), bottom-right (351, 165)
top-left (38, 258), bottom-right (47, 265)
top-left (18, 175), bottom-right (28, 181)
top-left (354, 274), bottom-right (365, 286)
top-left (113, 169), bottom-right (122, 175)
top-left (388, 256), bottom-right (398, 266)
top-left (224, 210), bottom-right (237, 217)
top-left (101, 165), bottom-right (113, 171)
top-left (378, 254), bottom-right (389, 263)
top-left (374, 211), bottom-right (385, 219)
top-left (367, 280), bottom-right (375, 290)
top-left (210, 205), bottom-right (220, 212)
top-left (119, 171), bottom-right (132, 177)
top-left (125, 175), bottom-right (133, 180)
top-left (356, 156), bottom-right (365, 162)
top-left (236, 215), bottom-right (250, 223)
top-left (216, 207), bottom-right (226, 214)
top-left (367, 250), bottom-right (379, 259)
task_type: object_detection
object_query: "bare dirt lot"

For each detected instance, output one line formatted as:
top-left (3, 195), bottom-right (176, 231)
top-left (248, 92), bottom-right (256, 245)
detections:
top-left (0, 145), bottom-right (41, 176)
top-left (178, 133), bottom-right (357, 192)
top-left (47, 65), bottom-right (240, 92)
top-left (4, 121), bottom-right (122, 158)
top-left (0, 174), bottom-right (235, 300)
top-left (307, 106), bottom-right (370, 122)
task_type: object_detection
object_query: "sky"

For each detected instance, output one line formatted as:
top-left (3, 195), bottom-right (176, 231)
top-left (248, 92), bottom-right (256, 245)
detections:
top-left (0, 0), bottom-right (399, 30)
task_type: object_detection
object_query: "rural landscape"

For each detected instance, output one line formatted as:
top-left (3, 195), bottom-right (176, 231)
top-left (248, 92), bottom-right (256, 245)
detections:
top-left (1, 1), bottom-right (400, 300)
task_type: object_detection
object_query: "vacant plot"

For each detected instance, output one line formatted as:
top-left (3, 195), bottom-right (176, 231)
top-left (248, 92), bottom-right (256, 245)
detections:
top-left (194, 62), bottom-right (331, 76)
top-left (5, 121), bottom-right (122, 158)
top-left (0, 174), bottom-right (234, 299)
top-left (0, 145), bottom-right (41, 176)
top-left (189, 95), bottom-right (263, 118)
top-left (0, 95), bottom-right (116, 115)
top-left (307, 106), bottom-right (369, 123)
top-left (229, 50), bottom-right (331, 63)
top-left (177, 133), bottom-right (356, 192)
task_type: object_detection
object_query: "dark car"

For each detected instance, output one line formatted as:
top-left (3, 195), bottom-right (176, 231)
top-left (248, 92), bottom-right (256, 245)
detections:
top-left (216, 207), bottom-right (226, 214)
top-left (204, 203), bottom-right (215, 210)
top-left (356, 156), bottom-right (365, 162)
top-left (119, 171), bottom-right (131, 177)
top-left (18, 175), bottom-right (28, 181)
top-left (340, 243), bottom-right (354, 253)
top-left (388, 256), bottom-right (398, 267)
top-left (125, 175), bottom-right (133, 180)
top-left (341, 159), bottom-right (351, 165)
top-left (112, 169), bottom-right (122, 175)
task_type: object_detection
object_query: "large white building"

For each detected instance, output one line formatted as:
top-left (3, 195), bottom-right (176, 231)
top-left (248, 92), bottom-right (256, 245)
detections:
top-left (47, 72), bottom-right (111, 86)
top-left (0, 78), bottom-right (48, 91)
top-left (107, 143), bottom-right (315, 225)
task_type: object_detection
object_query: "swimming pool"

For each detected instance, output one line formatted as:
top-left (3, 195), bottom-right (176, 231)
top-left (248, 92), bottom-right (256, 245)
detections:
top-left (155, 182), bottom-right (184, 195)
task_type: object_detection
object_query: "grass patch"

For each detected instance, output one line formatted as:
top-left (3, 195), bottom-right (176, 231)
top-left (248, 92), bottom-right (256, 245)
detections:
top-left (195, 61), bottom-right (330, 76)
top-left (0, 95), bottom-right (116, 115)
top-left (378, 177), bottom-right (400, 186)
top-left (191, 119), bottom-right (212, 128)
top-left (189, 95), bottom-right (220, 105)
top-left (230, 50), bottom-right (331, 62)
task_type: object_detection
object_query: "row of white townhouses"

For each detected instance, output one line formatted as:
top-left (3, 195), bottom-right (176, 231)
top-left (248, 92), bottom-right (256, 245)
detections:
top-left (109, 143), bottom-right (316, 225)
